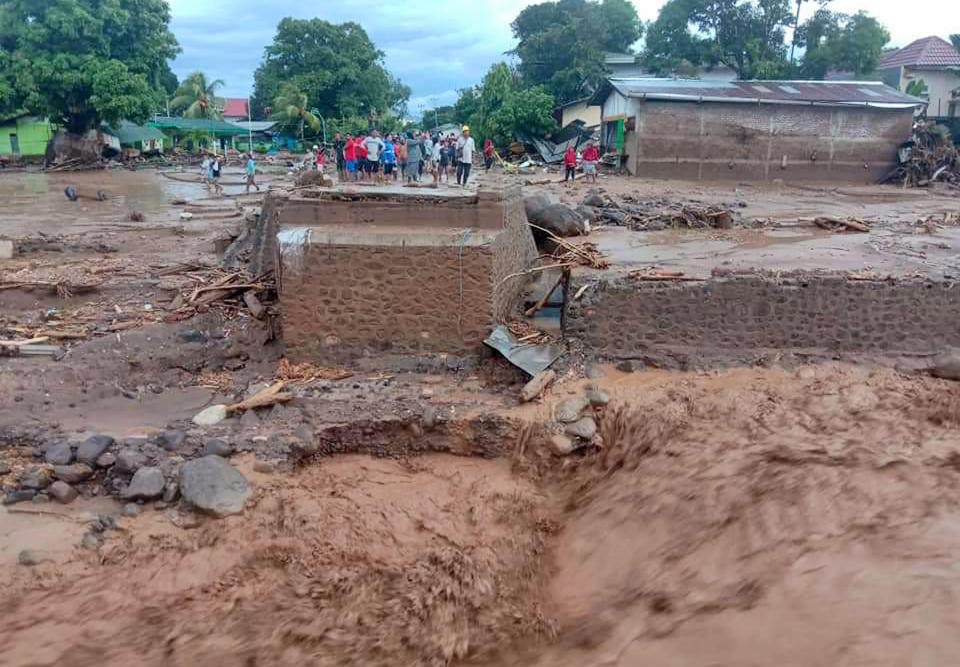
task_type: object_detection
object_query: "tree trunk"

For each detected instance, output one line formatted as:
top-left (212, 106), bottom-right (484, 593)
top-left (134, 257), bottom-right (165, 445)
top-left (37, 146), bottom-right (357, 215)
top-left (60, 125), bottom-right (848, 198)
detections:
top-left (45, 130), bottom-right (108, 166)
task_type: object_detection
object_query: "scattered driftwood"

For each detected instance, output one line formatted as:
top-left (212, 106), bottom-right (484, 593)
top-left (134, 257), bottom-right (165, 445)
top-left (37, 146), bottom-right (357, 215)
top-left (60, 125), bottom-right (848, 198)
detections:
top-left (881, 121), bottom-right (960, 188)
top-left (524, 272), bottom-right (565, 317)
top-left (628, 269), bottom-right (704, 282)
top-left (275, 358), bottom-right (353, 383)
top-left (226, 381), bottom-right (294, 412)
top-left (812, 216), bottom-right (871, 233)
top-left (521, 369), bottom-right (556, 402)
top-left (527, 222), bottom-right (608, 269)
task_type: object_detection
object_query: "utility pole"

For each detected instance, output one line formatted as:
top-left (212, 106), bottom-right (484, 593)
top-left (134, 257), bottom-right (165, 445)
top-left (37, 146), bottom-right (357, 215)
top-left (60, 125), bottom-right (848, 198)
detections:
top-left (790, 0), bottom-right (804, 64)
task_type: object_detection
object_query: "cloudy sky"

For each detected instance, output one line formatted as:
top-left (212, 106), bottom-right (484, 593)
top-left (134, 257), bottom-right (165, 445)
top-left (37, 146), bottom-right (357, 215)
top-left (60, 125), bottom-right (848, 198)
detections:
top-left (167, 0), bottom-right (959, 115)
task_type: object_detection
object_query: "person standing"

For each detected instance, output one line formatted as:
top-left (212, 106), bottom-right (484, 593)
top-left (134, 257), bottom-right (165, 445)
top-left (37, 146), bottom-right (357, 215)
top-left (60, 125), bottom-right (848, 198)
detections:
top-left (363, 130), bottom-right (385, 184)
top-left (244, 153), bottom-right (260, 193)
top-left (456, 126), bottom-right (476, 186)
top-left (200, 154), bottom-right (211, 188)
top-left (562, 144), bottom-right (577, 182)
top-left (382, 135), bottom-right (397, 180)
top-left (405, 133), bottom-right (423, 183)
top-left (437, 137), bottom-right (450, 183)
top-left (210, 154), bottom-right (223, 195)
top-left (343, 133), bottom-right (358, 181)
top-left (483, 137), bottom-right (494, 171)
top-left (355, 135), bottom-right (368, 182)
top-left (581, 140), bottom-right (600, 183)
top-left (431, 137), bottom-right (442, 185)
top-left (396, 138), bottom-right (408, 182)
top-left (333, 133), bottom-right (346, 180)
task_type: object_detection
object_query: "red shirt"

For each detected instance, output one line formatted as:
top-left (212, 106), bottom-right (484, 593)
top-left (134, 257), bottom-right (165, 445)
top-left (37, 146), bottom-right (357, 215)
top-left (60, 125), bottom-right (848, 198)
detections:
top-left (343, 140), bottom-right (357, 160)
top-left (563, 147), bottom-right (577, 167)
top-left (582, 145), bottom-right (600, 162)
top-left (356, 137), bottom-right (368, 159)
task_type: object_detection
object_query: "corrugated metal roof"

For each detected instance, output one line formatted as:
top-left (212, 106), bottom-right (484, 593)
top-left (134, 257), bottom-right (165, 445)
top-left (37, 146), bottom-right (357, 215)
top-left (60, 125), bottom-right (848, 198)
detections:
top-left (221, 98), bottom-right (249, 117)
top-left (106, 120), bottom-right (167, 145)
top-left (879, 36), bottom-right (960, 70)
top-left (228, 121), bottom-right (278, 132)
top-left (592, 77), bottom-right (922, 108)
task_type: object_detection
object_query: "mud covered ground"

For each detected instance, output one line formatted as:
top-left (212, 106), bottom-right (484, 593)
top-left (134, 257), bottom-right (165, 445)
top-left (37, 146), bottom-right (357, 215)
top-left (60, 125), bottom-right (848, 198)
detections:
top-left (5, 364), bottom-right (960, 665)
top-left (4, 167), bottom-right (960, 665)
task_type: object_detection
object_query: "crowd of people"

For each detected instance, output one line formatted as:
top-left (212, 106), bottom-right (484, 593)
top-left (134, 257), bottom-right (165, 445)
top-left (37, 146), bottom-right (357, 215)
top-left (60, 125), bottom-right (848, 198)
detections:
top-left (322, 126), bottom-right (481, 186)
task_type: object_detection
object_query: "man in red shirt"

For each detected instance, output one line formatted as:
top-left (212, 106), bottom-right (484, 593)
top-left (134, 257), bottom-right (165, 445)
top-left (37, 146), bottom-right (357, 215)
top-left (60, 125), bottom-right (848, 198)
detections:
top-left (581, 140), bottom-right (600, 183)
top-left (562, 145), bottom-right (577, 183)
top-left (343, 133), bottom-right (358, 182)
top-left (355, 135), bottom-right (368, 181)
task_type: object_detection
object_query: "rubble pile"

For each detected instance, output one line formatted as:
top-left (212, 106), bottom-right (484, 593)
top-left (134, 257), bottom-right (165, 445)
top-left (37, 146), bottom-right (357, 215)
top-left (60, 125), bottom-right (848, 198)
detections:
top-left (578, 189), bottom-right (751, 231)
top-left (882, 121), bottom-right (960, 188)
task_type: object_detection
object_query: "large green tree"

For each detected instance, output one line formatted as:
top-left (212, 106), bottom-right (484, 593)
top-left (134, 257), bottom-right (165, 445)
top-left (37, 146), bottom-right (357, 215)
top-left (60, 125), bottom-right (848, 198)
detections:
top-left (797, 10), bottom-right (890, 79)
top-left (456, 63), bottom-right (556, 146)
top-left (643, 0), bottom-right (719, 75)
top-left (511, 0), bottom-right (643, 104)
top-left (171, 71), bottom-right (225, 119)
top-left (0, 0), bottom-right (179, 133)
top-left (951, 34), bottom-right (960, 52)
top-left (250, 18), bottom-right (409, 122)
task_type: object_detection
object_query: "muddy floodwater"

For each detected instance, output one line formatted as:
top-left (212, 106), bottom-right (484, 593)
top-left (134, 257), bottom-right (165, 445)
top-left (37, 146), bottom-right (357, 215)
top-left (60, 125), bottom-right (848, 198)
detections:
top-left (4, 168), bottom-right (960, 666)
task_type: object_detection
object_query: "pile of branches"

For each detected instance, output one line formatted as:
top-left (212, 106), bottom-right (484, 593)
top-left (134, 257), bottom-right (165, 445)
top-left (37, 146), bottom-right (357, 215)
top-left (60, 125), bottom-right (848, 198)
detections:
top-left (587, 193), bottom-right (746, 231)
top-left (881, 121), bottom-right (960, 188)
top-left (164, 267), bottom-right (274, 323)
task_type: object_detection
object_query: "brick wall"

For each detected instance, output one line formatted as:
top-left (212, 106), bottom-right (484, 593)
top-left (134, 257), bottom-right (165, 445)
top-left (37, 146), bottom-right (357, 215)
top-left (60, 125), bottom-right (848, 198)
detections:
top-left (566, 272), bottom-right (960, 362)
top-left (628, 101), bottom-right (914, 182)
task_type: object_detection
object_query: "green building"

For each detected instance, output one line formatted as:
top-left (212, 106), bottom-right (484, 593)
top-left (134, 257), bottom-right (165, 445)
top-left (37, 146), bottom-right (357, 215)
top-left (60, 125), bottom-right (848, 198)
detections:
top-left (147, 116), bottom-right (248, 152)
top-left (108, 120), bottom-right (168, 153)
top-left (0, 114), bottom-right (55, 156)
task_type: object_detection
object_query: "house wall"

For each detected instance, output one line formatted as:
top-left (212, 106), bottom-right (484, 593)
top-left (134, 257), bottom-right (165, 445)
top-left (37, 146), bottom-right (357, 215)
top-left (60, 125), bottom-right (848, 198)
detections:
top-left (0, 117), bottom-right (54, 155)
top-left (561, 101), bottom-right (602, 128)
top-left (903, 67), bottom-right (960, 117)
top-left (619, 100), bottom-right (913, 182)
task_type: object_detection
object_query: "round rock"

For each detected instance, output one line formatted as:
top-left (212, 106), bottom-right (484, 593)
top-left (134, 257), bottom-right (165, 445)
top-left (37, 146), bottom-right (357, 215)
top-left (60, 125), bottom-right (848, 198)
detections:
top-left (179, 455), bottom-right (251, 517)
top-left (76, 434), bottom-right (114, 465)
top-left (122, 466), bottom-right (165, 500)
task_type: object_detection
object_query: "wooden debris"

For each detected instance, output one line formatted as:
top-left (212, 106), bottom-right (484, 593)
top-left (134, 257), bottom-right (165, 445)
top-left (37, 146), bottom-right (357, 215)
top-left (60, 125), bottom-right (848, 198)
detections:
top-left (812, 216), bottom-right (871, 233)
top-left (507, 320), bottom-right (554, 345)
top-left (524, 273), bottom-right (565, 317)
top-left (226, 381), bottom-right (294, 412)
top-left (881, 121), bottom-right (959, 188)
top-left (526, 223), bottom-right (609, 269)
top-left (275, 358), bottom-right (353, 383)
top-left (520, 369), bottom-right (556, 402)
top-left (243, 291), bottom-right (266, 319)
top-left (628, 269), bottom-right (703, 281)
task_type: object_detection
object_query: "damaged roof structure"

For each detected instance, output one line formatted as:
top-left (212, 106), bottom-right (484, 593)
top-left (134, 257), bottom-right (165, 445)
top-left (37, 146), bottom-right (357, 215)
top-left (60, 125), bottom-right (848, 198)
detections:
top-left (590, 77), bottom-right (923, 182)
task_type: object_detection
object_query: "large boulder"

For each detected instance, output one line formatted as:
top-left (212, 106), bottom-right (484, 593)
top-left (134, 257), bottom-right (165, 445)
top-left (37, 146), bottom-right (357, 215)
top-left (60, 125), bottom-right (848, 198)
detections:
top-left (932, 352), bottom-right (960, 380)
top-left (123, 467), bottom-right (165, 500)
top-left (179, 455), bottom-right (251, 517)
top-left (524, 196), bottom-right (586, 239)
top-left (295, 170), bottom-right (333, 187)
top-left (76, 434), bottom-right (114, 466)
top-left (44, 442), bottom-right (74, 466)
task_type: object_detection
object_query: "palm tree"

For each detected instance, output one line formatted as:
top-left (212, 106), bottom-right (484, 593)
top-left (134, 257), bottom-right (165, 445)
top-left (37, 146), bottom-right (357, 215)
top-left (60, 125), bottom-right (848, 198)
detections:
top-left (272, 83), bottom-right (322, 144)
top-left (171, 71), bottom-right (226, 119)
top-left (170, 71), bottom-right (225, 154)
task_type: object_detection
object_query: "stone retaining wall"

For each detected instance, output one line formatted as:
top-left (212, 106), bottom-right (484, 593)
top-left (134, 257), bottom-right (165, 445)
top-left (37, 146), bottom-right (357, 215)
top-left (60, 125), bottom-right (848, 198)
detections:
top-left (566, 272), bottom-right (960, 363)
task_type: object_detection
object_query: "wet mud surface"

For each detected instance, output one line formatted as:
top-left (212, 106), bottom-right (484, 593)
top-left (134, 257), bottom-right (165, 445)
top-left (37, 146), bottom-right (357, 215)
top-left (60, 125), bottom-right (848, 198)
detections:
top-left (4, 169), bottom-right (960, 666)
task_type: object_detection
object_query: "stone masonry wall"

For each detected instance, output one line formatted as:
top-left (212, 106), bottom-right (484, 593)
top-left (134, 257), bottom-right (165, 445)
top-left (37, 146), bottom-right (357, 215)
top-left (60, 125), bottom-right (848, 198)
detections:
top-left (566, 273), bottom-right (960, 363)
top-left (629, 101), bottom-right (914, 183)
top-left (283, 243), bottom-right (497, 361)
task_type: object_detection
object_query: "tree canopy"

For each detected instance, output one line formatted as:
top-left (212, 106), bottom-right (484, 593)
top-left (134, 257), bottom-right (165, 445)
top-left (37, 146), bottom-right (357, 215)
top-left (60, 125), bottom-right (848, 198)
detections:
top-left (454, 63), bottom-right (556, 146)
top-left (0, 0), bottom-right (179, 133)
top-left (797, 10), bottom-right (890, 79)
top-left (272, 82), bottom-right (323, 141)
top-left (250, 18), bottom-right (410, 122)
top-left (511, 0), bottom-right (643, 104)
top-left (642, 0), bottom-right (890, 80)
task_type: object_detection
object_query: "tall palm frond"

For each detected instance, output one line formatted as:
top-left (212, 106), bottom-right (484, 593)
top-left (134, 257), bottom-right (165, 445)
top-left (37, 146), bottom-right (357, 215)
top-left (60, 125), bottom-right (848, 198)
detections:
top-left (171, 71), bottom-right (226, 120)
top-left (272, 83), bottom-right (321, 140)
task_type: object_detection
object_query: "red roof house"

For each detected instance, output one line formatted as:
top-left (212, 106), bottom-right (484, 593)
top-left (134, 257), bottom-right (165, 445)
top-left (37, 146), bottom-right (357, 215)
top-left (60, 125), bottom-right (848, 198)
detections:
top-left (221, 98), bottom-right (249, 120)
top-left (878, 36), bottom-right (960, 117)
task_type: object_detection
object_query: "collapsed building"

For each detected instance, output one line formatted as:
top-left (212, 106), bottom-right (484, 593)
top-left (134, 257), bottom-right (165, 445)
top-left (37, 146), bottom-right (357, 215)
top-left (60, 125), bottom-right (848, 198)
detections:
top-left (590, 78), bottom-right (924, 182)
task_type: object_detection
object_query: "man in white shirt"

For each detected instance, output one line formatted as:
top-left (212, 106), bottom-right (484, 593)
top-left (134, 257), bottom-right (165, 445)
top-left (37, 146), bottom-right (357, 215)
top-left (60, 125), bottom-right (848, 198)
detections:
top-left (456, 126), bottom-right (476, 186)
top-left (363, 130), bottom-right (385, 184)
